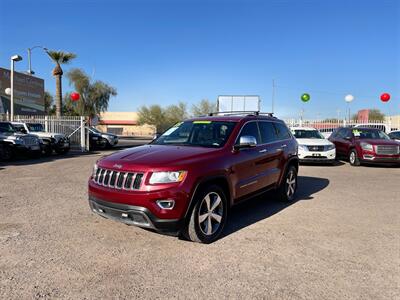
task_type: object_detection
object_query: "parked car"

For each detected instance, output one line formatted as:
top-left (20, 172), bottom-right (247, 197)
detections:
top-left (88, 127), bottom-right (118, 149)
top-left (0, 141), bottom-right (12, 161)
top-left (88, 113), bottom-right (299, 243)
top-left (329, 127), bottom-right (400, 166)
top-left (11, 122), bottom-right (70, 155)
top-left (290, 127), bottom-right (336, 164)
top-left (0, 121), bottom-right (41, 158)
top-left (388, 130), bottom-right (400, 142)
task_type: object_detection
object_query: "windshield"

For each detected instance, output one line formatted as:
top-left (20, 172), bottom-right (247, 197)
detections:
top-left (90, 127), bottom-right (101, 134)
top-left (27, 123), bottom-right (44, 132)
top-left (153, 120), bottom-right (236, 148)
top-left (0, 123), bottom-right (15, 134)
top-left (292, 129), bottom-right (324, 139)
top-left (352, 129), bottom-right (390, 140)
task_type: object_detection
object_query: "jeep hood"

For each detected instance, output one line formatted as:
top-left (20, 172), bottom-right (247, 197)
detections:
top-left (99, 144), bottom-right (220, 170)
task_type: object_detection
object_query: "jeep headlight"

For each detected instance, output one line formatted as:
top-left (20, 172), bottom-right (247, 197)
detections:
top-left (149, 171), bottom-right (187, 184)
top-left (92, 163), bottom-right (98, 177)
top-left (15, 137), bottom-right (24, 145)
top-left (360, 142), bottom-right (373, 151)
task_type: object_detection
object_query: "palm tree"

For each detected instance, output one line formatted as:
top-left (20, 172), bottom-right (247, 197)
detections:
top-left (46, 50), bottom-right (76, 117)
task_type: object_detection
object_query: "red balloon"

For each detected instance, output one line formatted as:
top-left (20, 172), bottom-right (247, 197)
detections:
top-left (380, 93), bottom-right (390, 102)
top-left (70, 92), bottom-right (80, 101)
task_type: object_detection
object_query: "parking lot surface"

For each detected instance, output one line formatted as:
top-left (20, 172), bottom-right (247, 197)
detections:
top-left (0, 153), bottom-right (399, 299)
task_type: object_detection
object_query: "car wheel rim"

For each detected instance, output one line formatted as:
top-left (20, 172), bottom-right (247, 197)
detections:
top-left (286, 170), bottom-right (296, 199)
top-left (350, 152), bottom-right (355, 163)
top-left (198, 192), bottom-right (223, 236)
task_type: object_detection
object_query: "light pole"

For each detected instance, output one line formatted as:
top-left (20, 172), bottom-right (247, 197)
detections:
top-left (27, 45), bottom-right (48, 75)
top-left (344, 94), bottom-right (354, 123)
top-left (10, 55), bottom-right (23, 121)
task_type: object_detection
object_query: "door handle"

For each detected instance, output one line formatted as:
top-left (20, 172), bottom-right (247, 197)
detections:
top-left (259, 149), bottom-right (268, 153)
top-left (281, 144), bottom-right (287, 148)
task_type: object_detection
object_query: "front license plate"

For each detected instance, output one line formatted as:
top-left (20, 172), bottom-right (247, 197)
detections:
top-left (64, 142), bottom-right (69, 147)
top-left (31, 145), bottom-right (40, 150)
top-left (312, 153), bottom-right (321, 157)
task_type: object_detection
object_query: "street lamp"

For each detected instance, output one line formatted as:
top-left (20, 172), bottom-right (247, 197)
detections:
top-left (27, 45), bottom-right (48, 75)
top-left (10, 54), bottom-right (23, 121)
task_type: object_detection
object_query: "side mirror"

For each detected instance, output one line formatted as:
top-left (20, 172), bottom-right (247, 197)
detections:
top-left (153, 133), bottom-right (161, 140)
top-left (18, 128), bottom-right (27, 134)
top-left (234, 135), bottom-right (257, 150)
top-left (344, 136), bottom-right (352, 141)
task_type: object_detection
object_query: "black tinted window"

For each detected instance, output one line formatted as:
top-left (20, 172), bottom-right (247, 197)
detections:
top-left (258, 121), bottom-right (278, 143)
top-left (274, 122), bottom-right (291, 140)
top-left (236, 122), bottom-right (260, 145)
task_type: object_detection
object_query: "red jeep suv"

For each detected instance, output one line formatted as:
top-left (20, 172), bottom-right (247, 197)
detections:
top-left (329, 127), bottom-right (400, 166)
top-left (88, 113), bottom-right (299, 243)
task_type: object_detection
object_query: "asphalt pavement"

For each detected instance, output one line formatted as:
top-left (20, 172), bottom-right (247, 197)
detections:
top-left (0, 153), bottom-right (399, 299)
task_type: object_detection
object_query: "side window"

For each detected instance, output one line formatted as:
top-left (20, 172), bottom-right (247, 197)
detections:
top-left (236, 122), bottom-right (260, 145)
top-left (258, 121), bottom-right (278, 144)
top-left (274, 122), bottom-right (291, 140)
top-left (336, 128), bottom-right (346, 138)
top-left (345, 128), bottom-right (353, 138)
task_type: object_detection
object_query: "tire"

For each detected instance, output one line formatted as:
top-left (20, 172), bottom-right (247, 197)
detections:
top-left (0, 144), bottom-right (13, 161)
top-left (43, 145), bottom-right (52, 156)
top-left (183, 185), bottom-right (228, 244)
top-left (349, 149), bottom-right (360, 166)
top-left (55, 147), bottom-right (70, 155)
top-left (277, 165), bottom-right (298, 202)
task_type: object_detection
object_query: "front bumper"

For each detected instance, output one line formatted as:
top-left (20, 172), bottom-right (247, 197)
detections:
top-left (14, 143), bottom-right (41, 153)
top-left (361, 154), bottom-right (400, 164)
top-left (298, 148), bottom-right (336, 163)
top-left (89, 196), bottom-right (181, 233)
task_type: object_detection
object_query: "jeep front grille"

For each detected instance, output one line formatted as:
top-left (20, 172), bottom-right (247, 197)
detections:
top-left (22, 136), bottom-right (39, 146)
top-left (93, 167), bottom-right (143, 190)
top-left (376, 145), bottom-right (399, 155)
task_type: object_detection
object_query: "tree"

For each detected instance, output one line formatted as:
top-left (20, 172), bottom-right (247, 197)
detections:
top-left (138, 102), bottom-right (188, 133)
top-left (65, 68), bottom-right (117, 118)
top-left (46, 50), bottom-right (77, 117)
top-left (44, 91), bottom-right (55, 115)
top-left (191, 99), bottom-right (216, 116)
top-left (368, 109), bottom-right (385, 121)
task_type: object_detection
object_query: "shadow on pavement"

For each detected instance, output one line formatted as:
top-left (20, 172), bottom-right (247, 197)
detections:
top-left (222, 176), bottom-right (330, 238)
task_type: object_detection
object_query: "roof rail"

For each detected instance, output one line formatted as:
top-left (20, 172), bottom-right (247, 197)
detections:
top-left (208, 111), bottom-right (274, 117)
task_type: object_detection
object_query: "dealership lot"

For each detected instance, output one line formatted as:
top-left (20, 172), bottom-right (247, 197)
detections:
top-left (0, 153), bottom-right (399, 299)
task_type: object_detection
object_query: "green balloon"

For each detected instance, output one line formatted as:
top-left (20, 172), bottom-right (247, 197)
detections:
top-left (301, 93), bottom-right (310, 102)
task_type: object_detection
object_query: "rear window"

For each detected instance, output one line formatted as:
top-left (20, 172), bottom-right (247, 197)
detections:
top-left (274, 122), bottom-right (291, 140)
top-left (258, 121), bottom-right (278, 143)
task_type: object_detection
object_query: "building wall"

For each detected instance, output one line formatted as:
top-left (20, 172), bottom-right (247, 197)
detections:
top-left (97, 111), bottom-right (156, 137)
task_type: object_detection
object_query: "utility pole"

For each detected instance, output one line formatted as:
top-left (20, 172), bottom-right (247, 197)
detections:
top-left (271, 79), bottom-right (276, 114)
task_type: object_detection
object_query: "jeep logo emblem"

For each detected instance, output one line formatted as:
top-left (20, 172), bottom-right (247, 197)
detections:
top-left (113, 164), bottom-right (123, 169)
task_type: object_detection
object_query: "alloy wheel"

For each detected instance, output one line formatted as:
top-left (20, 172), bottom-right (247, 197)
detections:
top-left (198, 192), bottom-right (224, 236)
top-left (286, 170), bottom-right (297, 199)
top-left (350, 152), bottom-right (355, 164)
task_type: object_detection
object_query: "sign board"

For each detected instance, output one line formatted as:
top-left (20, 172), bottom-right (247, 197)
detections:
top-left (0, 67), bottom-right (45, 115)
top-left (217, 95), bottom-right (260, 113)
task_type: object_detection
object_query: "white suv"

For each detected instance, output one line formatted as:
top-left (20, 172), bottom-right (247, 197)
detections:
top-left (291, 127), bottom-right (336, 164)
top-left (12, 122), bottom-right (70, 155)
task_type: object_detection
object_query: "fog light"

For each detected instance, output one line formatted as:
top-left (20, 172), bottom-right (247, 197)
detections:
top-left (156, 200), bottom-right (175, 210)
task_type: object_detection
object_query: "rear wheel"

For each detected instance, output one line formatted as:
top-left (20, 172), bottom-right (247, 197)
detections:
top-left (0, 144), bottom-right (13, 161)
top-left (349, 149), bottom-right (360, 166)
top-left (277, 165), bottom-right (298, 202)
top-left (184, 185), bottom-right (228, 244)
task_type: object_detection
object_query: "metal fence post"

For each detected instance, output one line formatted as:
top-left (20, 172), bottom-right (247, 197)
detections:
top-left (45, 116), bottom-right (48, 132)
top-left (80, 116), bottom-right (86, 152)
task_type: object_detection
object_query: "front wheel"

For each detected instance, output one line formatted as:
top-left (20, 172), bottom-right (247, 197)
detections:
top-left (183, 185), bottom-right (228, 244)
top-left (349, 149), bottom-right (360, 166)
top-left (277, 165), bottom-right (298, 202)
